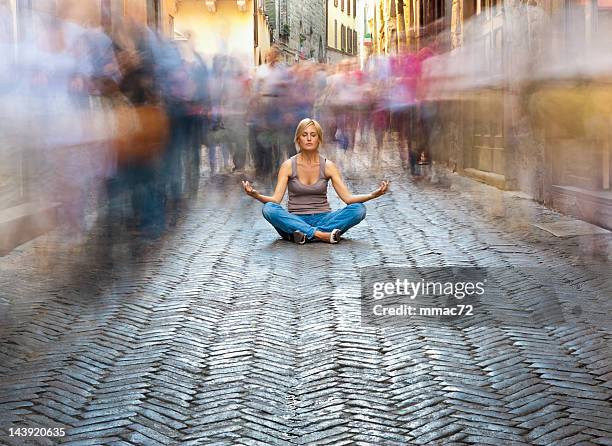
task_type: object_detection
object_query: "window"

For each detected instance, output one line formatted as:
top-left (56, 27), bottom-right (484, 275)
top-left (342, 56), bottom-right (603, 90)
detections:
top-left (334, 19), bottom-right (338, 48)
top-left (341, 24), bottom-right (346, 51)
top-left (341, 0), bottom-right (344, 12)
top-left (353, 0), bottom-right (357, 17)
top-left (419, 0), bottom-right (424, 26)
top-left (436, 0), bottom-right (445, 19)
top-left (347, 27), bottom-right (352, 53)
top-left (348, 0), bottom-right (350, 15)
top-left (334, 0), bottom-right (338, 6)
top-left (147, 0), bottom-right (160, 30)
top-left (353, 30), bottom-right (357, 55)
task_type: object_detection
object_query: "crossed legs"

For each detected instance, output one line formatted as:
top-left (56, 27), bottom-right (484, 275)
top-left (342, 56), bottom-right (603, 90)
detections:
top-left (262, 203), bottom-right (367, 243)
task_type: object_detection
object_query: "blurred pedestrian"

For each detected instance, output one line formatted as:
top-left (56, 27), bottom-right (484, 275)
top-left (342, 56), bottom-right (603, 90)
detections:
top-left (249, 47), bottom-right (292, 180)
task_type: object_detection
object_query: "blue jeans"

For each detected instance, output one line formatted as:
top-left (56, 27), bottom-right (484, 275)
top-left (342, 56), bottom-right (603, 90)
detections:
top-left (262, 202), bottom-right (367, 240)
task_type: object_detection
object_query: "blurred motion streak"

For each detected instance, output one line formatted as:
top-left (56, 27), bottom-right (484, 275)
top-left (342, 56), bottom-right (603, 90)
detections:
top-left (1, 0), bottom-right (612, 262)
top-left (366, 0), bottom-right (612, 229)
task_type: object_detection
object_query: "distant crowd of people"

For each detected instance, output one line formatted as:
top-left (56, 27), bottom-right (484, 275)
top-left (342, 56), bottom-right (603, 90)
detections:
top-left (0, 6), bottom-right (437, 241)
top-left (246, 46), bottom-right (437, 179)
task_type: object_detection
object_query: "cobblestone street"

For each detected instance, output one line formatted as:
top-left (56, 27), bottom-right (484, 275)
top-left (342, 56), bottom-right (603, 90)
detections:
top-left (1, 147), bottom-right (611, 446)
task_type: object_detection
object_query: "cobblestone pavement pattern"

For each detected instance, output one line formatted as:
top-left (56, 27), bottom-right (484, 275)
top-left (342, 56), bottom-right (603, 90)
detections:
top-left (0, 147), bottom-right (611, 445)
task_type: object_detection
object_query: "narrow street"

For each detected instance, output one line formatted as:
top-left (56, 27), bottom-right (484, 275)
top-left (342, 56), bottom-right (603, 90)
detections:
top-left (0, 145), bottom-right (611, 445)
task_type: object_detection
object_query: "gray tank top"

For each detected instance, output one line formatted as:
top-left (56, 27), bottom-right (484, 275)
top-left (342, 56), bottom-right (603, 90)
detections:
top-left (287, 155), bottom-right (331, 214)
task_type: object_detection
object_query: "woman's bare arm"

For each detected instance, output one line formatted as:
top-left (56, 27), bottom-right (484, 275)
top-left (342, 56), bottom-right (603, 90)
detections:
top-left (242, 160), bottom-right (291, 204)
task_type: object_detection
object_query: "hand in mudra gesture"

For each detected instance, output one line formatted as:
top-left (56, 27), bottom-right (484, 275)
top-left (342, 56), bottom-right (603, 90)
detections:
top-left (242, 180), bottom-right (259, 199)
top-left (371, 180), bottom-right (390, 199)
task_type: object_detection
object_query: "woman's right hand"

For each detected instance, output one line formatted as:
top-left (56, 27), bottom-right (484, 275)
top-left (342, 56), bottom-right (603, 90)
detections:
top-left (242, 180), bottom-right (259, 199)
top-left (370, 180), bottom-right (390, 199)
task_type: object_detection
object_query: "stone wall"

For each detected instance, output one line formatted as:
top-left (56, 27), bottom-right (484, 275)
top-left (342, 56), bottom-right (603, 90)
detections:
top-left (279, 0), bottom-right (326, 62)
top-left (425, 0), bottom-right (552, 202)
top-left (425, 6), bottom-right (609, 218)
top-left (265, 0), bottom-right (277, 32)
top-left (428, 95), bottom-right (547, 202)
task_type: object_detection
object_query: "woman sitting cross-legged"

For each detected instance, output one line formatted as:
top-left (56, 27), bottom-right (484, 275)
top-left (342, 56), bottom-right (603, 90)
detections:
top-left (241, 118), bottom-right (389, 244)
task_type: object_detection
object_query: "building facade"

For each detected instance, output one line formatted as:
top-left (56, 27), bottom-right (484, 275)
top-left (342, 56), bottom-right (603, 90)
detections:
top-left (2, 0), bottom-right (179, 35)
top-left (173, 0), bottom-right (272, 66)
top-left (367, 0), bottom-right (449, 55)
top-left (437, 0), bottom-right (610, 232)
top-left (327, 0), bottom-right (358, 63)
top-left (263, 0), bottom-right (326, 63)
top-left (368, 0), bottom-right (612, 230)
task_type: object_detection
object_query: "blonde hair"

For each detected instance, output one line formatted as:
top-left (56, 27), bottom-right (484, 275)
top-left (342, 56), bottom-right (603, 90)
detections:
top-left (294, 118), bottom-right (324, 153)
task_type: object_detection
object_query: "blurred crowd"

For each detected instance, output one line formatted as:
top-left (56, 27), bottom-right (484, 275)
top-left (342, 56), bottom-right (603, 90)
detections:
top-left (0, 8), bottom-right (442, 244)
top-left (1, 0), bottom-right (611, 248)
top-left (247, 46), bottom-right (437, 178)
top-left (1, 12), bottom-right (213, 240)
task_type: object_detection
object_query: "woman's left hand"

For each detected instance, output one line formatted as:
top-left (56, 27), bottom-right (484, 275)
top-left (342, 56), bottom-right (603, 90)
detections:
top-left (242, 180), bottom-right (260, 199)
top-left (371, 180), bottom-right (390, 199)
